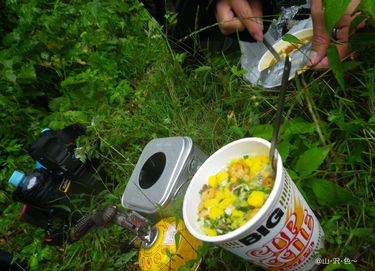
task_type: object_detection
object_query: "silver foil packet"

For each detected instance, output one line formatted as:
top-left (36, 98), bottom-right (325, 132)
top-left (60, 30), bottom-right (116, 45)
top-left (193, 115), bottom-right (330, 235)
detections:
top-left (240, 3), bottom-right (313, 89)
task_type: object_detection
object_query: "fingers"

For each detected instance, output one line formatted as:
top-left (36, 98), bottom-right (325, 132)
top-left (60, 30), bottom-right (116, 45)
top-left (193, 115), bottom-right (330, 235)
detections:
top-left (230, 0), bottom-right (264, 41)
top-left (314, 26), bottom-right (351, 68)
top-left (309, 0), bottom-right (363, 68)
top-left (216, 0), bottom-right (264, 41)
top-left (308, 0), bottom-right (330, 66)
top-left (335, 0), bottom-right (362, 29)
top-left (216, 0), bottom-right (245, 35)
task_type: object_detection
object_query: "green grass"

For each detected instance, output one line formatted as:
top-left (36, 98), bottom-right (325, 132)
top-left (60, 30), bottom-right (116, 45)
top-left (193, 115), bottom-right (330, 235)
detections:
top-left (0, 0), bottom-right (374, 270)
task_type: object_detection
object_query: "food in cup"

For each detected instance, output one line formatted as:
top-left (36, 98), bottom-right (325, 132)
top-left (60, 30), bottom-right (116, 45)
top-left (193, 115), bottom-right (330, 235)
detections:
top-left (257, 28), bottom-right (314, 73)
top-left (197, 155), bottom-right (274, 236)
top-left (267, 36), bottom-right (312, 68)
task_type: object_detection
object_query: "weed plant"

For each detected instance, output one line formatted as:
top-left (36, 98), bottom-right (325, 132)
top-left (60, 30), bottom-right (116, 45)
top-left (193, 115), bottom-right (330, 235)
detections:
top-left (0, 0), bottom-right (374, 270)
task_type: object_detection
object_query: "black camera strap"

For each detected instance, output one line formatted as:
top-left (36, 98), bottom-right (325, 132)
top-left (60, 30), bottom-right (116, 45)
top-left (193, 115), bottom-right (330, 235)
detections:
top-left (28, 123), bottom-right (86, 175)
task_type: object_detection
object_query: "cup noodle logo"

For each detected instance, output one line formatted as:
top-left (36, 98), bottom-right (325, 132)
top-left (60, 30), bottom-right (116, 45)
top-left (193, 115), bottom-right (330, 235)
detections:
top-left (220, 171), bottom-right (324, 271)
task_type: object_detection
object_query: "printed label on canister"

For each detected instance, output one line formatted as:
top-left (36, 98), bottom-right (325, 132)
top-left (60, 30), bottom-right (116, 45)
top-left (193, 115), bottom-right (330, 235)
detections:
top-left (139, 217), bottom-right (202, 271)
top-left (219, 170), bottom-right (324, 271)
top-left (162, 225), bottom-right (177, 245)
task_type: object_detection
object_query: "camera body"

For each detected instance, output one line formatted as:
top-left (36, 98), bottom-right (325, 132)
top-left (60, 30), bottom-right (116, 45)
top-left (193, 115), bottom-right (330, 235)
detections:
top-left (11, 123), bottom-right (106, 245)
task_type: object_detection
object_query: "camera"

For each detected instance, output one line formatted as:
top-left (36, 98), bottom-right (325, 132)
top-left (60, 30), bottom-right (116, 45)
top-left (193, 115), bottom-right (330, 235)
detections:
top-left (9, 123), bottom-right (106, 245)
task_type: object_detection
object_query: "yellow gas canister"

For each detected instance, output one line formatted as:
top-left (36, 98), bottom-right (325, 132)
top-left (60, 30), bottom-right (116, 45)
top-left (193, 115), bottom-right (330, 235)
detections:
top-left (139, 217), bottom-right (202, 271)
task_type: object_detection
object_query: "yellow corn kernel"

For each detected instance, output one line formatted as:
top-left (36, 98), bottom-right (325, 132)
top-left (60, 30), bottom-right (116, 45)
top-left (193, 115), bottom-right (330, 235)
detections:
top-left (231, 216), bottom-right (244, 228)
top-left (244, 157), bottom-right (254, 167)
top-left (231, 209), bottom-right (245, 220)
top-left (209, 206), bottom-right (224, 220)
top-left (214, 191), bottom-right (225, 202)
top-left (246, 155), bottom-right (269, 176)
top-left (223, 187), bottom-right (233, 198)
top-left (203, 198), bottom-right (219, 209)
top-left (205, 228), bottom-right (217, 236)
top-left (208, 175), bottom-right (217, 187)
top-left (216, 171), bottom-right (229, 183)
top-left (218, 197), bottom-right (234, 209)
top-left (247, 191), bottom-right (266, 208)
top-left (229, 158), bottom-right (240, 166)
top-left (229, 177), bottom-right (236, 184)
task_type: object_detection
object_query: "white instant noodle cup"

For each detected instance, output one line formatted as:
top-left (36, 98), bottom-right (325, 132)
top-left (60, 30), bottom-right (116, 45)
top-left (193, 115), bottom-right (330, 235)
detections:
top-left (183, 138), bottom-right (324, 271)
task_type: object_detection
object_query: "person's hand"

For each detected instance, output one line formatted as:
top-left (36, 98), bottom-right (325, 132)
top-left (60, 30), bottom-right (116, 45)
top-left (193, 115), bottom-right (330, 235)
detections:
top-left (215, 0), bottom-right (264, 42)
top-left (308, 0), bottom-right (365, 68)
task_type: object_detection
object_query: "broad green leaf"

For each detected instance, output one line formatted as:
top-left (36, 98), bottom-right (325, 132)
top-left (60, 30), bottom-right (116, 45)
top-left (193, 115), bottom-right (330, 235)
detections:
top-left (327, 44), bottom-right (345, 90)
top-left (30, 254), bottom-right (39, 268)
top-left (294, 145), bottom-right (331, 177)
top-left (323, 0), bottom-right (351, 34)
top-left (286, 168), bottom-right (298, 181)
top-left (175, 52), bottom-right (186, 63)
top-left (369, 115), bottom-right (375, 125)
top-left (249, 124), bottom-right (273, 141)
top-left (124, 250), bottom-right (137, 262)
top-left (230, 65), bottom-right (247, 77)
top-left (283, 119), bottom-right (316, 138)
top-left (282, 34), bottom-right (304, 45)
top-left (278, 140), bottom-right (290, 161)
top-left (230, 125), bottom-right (245, 138)
top-left (175, 231), bottom-right (181, 248)
top-left (40, 246), bottom-right (54, 260)
top-left (311, 179), bottom-right (357, 206)
top-left (165, 248), bottom-right (172, 258)
top-left (363, 0), bottom-right (375, 18)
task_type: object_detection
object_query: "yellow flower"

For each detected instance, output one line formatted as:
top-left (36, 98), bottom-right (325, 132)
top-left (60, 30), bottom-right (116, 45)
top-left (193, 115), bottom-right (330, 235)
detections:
top-left (209, 206), bottom-right (224, 220)
top-left (247, 191), bottom-right (266, 208)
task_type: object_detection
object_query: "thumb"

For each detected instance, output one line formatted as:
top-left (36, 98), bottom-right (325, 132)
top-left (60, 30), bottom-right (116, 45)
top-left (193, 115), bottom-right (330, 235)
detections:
top-left (308, 0), bottom-right (331, 66)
